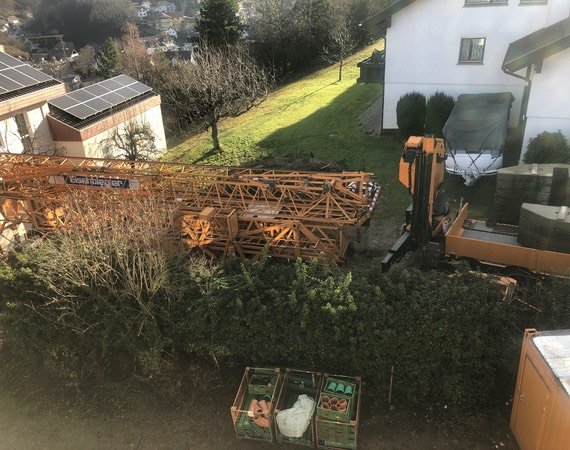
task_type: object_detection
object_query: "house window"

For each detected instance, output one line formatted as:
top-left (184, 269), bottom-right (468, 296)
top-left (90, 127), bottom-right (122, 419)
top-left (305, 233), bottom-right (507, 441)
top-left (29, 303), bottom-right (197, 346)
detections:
top-left (465, 0), bottom-right (507, 5)
top-left (459, 38), bottom-right (486, 63)
top-left (519, 0), bottom-right (547, 4)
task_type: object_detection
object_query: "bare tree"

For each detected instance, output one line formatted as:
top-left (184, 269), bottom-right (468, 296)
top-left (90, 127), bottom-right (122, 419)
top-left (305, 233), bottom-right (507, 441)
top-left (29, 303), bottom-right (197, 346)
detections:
top-left (119, 22), bottom-right (152, 82)
top-left (101, 119), bottom-right (159, 161)
top-left (322, 1), bottom-right (356, 82)
top-left (167, 45), bottom-right (272, 152)
top-left (74, 45), bottom-right (96, 76)
top-left (21, 192), bottom-right (190, 378)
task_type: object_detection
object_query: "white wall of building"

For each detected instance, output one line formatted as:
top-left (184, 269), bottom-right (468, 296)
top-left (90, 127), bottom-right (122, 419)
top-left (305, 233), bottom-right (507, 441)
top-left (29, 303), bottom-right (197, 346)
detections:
top-left (0, 115), bottom-right (25, 153)
top-left (383, 0), bottom-right (570, 130)
top-left (521, 47), bottom-right (570, 161)
top-left (0, 103), bottom-right (55, 154)
top-left (56, 104), bottom-right (167, 159)
top-left (27, 104), bottom-right (56, 150)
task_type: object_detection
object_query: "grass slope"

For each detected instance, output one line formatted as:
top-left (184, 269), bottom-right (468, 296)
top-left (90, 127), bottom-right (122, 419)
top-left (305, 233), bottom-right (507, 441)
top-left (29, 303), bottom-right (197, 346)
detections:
top-left (166, 42), bottom-right (411, 217)
top-left (166, 41), bottom-right (497, 229)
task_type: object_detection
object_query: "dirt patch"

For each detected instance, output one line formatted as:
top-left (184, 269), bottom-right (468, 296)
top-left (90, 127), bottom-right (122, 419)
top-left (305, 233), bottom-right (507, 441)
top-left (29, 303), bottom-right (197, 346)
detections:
top-left (0, 384), bottom-right (517, 450)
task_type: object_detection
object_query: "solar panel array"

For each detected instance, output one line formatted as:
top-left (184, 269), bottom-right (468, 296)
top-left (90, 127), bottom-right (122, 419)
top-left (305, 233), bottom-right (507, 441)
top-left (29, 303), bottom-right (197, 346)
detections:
top-left (0, 52), bottom-right (55, 95)
top-left (48, 75), bottom-right (153, 121)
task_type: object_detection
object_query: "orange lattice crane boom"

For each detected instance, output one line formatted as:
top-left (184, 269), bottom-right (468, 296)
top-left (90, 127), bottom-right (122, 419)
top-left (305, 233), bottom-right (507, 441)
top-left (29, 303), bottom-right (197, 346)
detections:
top-left (0, 153), bottom-right (379, 261)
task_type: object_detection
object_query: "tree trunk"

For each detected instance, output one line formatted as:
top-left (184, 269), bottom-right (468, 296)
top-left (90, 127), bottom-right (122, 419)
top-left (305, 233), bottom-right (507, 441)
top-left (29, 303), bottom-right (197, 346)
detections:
top-left (338, 58), bottom-right (343, 82)
top-left (210, 119), bottom-right (220, 152)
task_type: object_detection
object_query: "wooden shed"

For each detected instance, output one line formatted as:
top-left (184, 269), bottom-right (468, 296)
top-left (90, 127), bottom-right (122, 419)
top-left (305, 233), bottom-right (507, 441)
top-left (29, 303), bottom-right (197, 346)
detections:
top-left (510, 329), bottom-right (570, 450)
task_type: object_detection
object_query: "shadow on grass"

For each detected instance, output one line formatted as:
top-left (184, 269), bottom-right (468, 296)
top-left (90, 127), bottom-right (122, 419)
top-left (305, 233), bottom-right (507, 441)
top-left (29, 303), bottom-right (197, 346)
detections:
top-left (192, 147), bottom-right (219, 164)
top-left (255, 83), bottom-right (409, 215)
top-left (257, 83), bottom-right (393, 173)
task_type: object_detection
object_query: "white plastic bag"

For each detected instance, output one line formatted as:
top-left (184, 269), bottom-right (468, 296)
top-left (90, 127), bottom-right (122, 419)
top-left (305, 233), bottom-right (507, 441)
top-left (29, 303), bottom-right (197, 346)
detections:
top-left (276, 394), bottom-right (316, 438)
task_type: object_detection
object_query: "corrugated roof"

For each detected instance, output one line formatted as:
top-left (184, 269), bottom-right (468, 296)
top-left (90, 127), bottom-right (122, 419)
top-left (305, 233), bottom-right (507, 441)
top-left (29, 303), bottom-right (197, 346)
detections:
top-left (503, 17), bottom-right (570, 74)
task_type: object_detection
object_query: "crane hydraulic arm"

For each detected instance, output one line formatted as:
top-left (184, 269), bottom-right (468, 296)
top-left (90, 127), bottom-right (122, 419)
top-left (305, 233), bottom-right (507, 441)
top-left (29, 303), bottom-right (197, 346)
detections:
top-left (381, 136), bottom-right (448, 271)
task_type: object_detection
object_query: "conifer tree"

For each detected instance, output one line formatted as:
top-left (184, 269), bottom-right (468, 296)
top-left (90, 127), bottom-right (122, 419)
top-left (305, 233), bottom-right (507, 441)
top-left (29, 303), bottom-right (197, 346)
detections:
top-left (96, 37), bottom-right (119, 79)
top-left (196, 0), bottom-right (242, 47)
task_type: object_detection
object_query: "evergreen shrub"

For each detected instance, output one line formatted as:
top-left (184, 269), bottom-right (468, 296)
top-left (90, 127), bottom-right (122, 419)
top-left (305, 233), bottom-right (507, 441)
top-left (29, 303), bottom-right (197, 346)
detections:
top-left (396, 92), bottom-right (426, 137)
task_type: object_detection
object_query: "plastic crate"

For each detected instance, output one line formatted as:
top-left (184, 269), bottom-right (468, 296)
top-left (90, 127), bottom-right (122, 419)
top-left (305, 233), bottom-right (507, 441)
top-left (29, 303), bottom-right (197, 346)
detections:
top-left (230, 367), bottom-right (282, 443)
top-left (321, 376), bottom-right (357, 400)
top-left (316, 374), bottom-right (361, 449)
top-left (273, 368), bottom-right (322, 447)
top-left (317, 375), bottom-right (357, 423)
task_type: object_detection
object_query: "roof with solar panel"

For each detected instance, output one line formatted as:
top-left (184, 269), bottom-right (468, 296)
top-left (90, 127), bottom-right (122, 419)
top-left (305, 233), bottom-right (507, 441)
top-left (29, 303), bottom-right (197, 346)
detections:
top-left (48, 74), bottom-right (156, 129)
top-left (0, 52), bottom-right (61, 101)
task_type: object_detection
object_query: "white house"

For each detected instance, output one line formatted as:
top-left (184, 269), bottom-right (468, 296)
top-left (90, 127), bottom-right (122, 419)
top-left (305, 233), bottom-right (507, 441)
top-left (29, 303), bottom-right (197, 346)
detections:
top-left (503, 17), bottom-right (570, 158)
top-left (152, 1), bottom-right (177, 14)
top-left (137, 6), bottom-right (149, 19)
top-left (165, 27), bottom-right (178, 38)
top-left (155, 13), bottom-right (174, 32)
top-left (140, 0), bottom-right (152, 9)
top-left (0, 52), bottom-right (66, 154)
top-left (364, 0), bottom-right (570, 159)
top-left (47, 75), bottom-right (167, 159)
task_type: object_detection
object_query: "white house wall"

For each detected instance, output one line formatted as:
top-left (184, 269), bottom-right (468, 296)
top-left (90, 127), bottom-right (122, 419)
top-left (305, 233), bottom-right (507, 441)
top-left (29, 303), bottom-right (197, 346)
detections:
top-left (0, 116), bottom-right (24, 153)
top-left (26, 104), bottom-right (56, 150)
top-left (383, 0), bottom-right (570, 131)
top-left (0, 103), bottom-right (56, 154)
top-left (56, 104), bottom-right (167, 159)
top-left (521, 47), bottom-right (570, 161)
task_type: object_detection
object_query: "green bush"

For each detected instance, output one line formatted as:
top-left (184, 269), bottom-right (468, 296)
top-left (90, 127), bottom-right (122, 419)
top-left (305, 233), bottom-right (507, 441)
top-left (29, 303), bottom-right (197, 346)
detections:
top-left (396, 92), bottom-right (426, 137)
top-left (425, 91), bottom-right (455, 138)
top-left (3, 238), bottom-right (568, 410)
top-left (523, 130), bottom-right (570, 164)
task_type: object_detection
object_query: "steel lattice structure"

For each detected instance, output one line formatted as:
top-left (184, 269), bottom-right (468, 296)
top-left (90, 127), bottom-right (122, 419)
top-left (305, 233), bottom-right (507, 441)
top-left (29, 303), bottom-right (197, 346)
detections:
top-left (0, 152), bottom-right (378, 260)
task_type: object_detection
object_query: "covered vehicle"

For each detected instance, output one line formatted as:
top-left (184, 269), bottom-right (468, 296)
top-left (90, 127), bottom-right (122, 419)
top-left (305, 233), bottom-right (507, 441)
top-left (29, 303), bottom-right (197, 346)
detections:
top-left (443, 92), bottom-right (514, 186)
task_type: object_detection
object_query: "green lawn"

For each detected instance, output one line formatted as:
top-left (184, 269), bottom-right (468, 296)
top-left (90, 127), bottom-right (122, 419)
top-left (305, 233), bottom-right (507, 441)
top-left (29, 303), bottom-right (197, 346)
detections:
top-left (166, 42), bottom-right (411, 218)
top-left (165, 41), bottom-right (496, 225)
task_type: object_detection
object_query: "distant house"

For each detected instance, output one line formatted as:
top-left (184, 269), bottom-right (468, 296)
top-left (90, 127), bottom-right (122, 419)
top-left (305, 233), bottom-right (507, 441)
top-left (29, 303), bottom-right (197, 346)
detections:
top-left (140, 36), bottom-right (159, 48)
top-left (138, 5), bottom-right (149, 18)
top-left (155, 13), bottom-right (174, 32)
top-left (47, 74), bottom-right (167, 159)
top-left (363, 0), bottom-right (570, 161)
top-left (170, 11), bottom-right (186, 30)
top-left (152, 1), bottom-right (176, 14)
top-left (164, 27), bottom-right (178, 38)
top-left (60, 73), bottom-right (81, 91)
top-left (0, 52), bottom-right (66, 155)
top-left (7, 16), bottom-right (19, 26)
top-left (48, 41), bottom-right (78, 62)
top-left (140, 0), bottom-right (152, 9)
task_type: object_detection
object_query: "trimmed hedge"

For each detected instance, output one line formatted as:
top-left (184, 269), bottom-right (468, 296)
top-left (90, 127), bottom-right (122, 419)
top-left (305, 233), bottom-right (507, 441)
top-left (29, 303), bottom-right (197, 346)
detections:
top-left (523, 130), bottom-right (570, 164)
top-left (396, 92), bottom-right (426, 137)
top-left (5, 241), bottom-right (569, 410)
top-left (425, 91), bottom-right (455, 138)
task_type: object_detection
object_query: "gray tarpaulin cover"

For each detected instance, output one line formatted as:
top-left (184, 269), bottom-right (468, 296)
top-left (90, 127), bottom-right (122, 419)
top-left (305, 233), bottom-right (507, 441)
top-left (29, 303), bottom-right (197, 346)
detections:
top-left (443, 93), bottom-right (514, 153)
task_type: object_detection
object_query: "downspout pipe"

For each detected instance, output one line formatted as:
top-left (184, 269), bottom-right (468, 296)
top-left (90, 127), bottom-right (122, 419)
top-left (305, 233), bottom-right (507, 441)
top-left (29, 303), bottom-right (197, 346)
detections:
top-left (502, 64), bottom-right (533, 128)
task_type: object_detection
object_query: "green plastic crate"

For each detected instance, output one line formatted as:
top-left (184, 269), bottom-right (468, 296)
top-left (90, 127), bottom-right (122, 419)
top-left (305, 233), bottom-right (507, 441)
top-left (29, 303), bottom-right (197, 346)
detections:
top-left (231, 367), bottom-right (281, 443)
top-left (248, 369), bottom-right (279, 395)
top-left (316, 374), bottom-right (361, 450)
top-left (274, 368), bottom-right (322, 447)
top-left (316, 397), bottom-right (351, 423)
